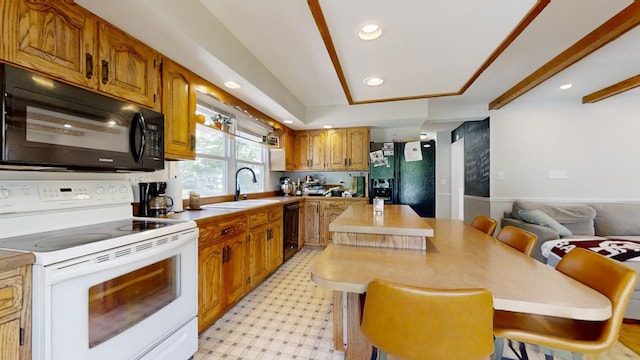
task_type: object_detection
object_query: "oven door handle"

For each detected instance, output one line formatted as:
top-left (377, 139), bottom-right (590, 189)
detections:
top-left (130, 112), bottom-right (146, 164)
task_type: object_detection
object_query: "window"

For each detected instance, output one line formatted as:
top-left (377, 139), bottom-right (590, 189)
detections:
top-left (236, 136), bottom-right (264, 195)
top-left (178, 94), bottom-right (268, 199)
top-left (179, 124), bottom-right (227, 197)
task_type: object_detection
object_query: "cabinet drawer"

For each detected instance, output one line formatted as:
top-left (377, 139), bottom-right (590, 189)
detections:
top-left (0, 274), bottom-right (22, 319)
top-left (249, 211), bottom-right (269, 228)
top-left (268, 206), bottom-right (283, 221)
top-left (322, 200), bottom-right (345, 210)
top-left (198, 216), bottom-right (247, 246)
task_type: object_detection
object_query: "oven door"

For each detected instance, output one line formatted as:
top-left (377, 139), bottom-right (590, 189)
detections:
top-left (33, 232), bottom-right (197, 360)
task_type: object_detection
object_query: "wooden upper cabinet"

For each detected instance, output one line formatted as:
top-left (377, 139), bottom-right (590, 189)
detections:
top-left (1, 0), bottom-right (161, 111)
top-left (293, 131), bottom-right (310, 169)
top-left (162, 58), bottom-right (196, 160)
top-left (326, 128), bottom-right (347, 170)
top-left (97, 22), bottom-right (160, 111)
top-left (282, 129), bottom-right (295, 171)
top-left (308, 130), bottom-right (325, 170)
top-left (2, 0), bottom-right (98, 88)
top-left (346, 127), bottom-right (370, 170)
top-left (293, 126), bottom-right (369, 171)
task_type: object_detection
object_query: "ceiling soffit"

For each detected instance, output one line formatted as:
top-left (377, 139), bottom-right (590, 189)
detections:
top-left (308, 0), bottom-right (546, 105)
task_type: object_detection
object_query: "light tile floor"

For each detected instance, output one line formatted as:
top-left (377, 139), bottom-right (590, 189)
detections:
top-left (195, 247), bottom-right (640, 360)
top-left (195, 248), bottom-right (344, 360)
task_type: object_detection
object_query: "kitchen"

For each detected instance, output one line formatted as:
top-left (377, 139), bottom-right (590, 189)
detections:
top-left (1, 0), bottom-right (640, 360)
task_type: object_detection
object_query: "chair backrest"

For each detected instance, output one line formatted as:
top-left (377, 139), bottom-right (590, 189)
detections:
top-left (360, 279), bottom-right (494, 360)
top-left (471, 215), bottom-right (498, 236)
top-left (496, 225), bottom-right (537, 256)
top-left (556, 248), bottom-right (638, 349)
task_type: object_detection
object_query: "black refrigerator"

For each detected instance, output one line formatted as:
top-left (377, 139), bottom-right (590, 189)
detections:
top-left (369, 141), bottom-right (436, 217)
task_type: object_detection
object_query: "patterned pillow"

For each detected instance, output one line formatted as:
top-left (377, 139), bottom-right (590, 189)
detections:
top-left (519, 209), bottom-right (573, 237)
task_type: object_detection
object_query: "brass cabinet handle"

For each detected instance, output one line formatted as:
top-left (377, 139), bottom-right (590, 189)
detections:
top-left (101, 60), bottom-right (109, 84)
top-left (221, 226), bottom-right (233, 235)
top-left (85, 53), bottom-right (93, 79)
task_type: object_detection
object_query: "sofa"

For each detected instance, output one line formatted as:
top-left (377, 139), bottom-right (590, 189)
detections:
top-left (501, 201), bottom-right (640, 319)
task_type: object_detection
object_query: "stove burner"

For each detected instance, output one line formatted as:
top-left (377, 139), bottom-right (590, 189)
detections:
top-left (122, 221), bottom-right (171, 231)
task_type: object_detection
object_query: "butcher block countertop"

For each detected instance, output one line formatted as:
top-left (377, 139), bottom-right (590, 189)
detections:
top-left (329, 204), bottom-right (434, 237)
top-left (0, 250), bottom-right (35, 272)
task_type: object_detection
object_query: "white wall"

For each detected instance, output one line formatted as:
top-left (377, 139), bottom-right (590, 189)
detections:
top-left (488, 89), bottom-right (640, 220)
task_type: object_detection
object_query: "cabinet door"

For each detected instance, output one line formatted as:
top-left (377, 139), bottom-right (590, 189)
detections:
top-left (347, 127), bottom-right (370, 170)
top-left (162, 58), bottom-right (196, 160)
top-left (0, 317), bottom-right (20, 360)
top-left (97, 22), bottom-right (160, 110)
top-left (225, 234), bottom-right (248, 305)
top-left (293, 131), bottom-right (310, 169)
top-left (283, 130), bottom-right (296, 170)
top-left (321, 201), bottom-right (345, 245)
top-left (2, 0), bottom-right (98, 88)
top-left (309, 130), bottom-right (326, 170)
top-left (198, 241), bottom-right (224, 332)
top-left (326, 128), bottom-right (347, 170)
top-left (248, 224), bottom-right (268, 287)
top-left (302, 201), bottom-right (321, 246)
top-left (268, 219), bottom-right (283, 272)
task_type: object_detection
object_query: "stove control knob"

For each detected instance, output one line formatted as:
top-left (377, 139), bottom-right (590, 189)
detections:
top-left (119, 185), bottom-right (128, 193)
top-left (108, 186), bottom-right (116, 194)
top-left (95, 186), bottom-right (105, 195)
top-left (0, 188), bottom-right (10, 199)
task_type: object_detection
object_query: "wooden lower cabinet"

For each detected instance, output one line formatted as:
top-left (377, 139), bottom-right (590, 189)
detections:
top-left (197, 215), bottom-right (248, 333)
top-left (267, 207), bottom-right (283, 272)
top-left (248, 211), bottom-right (269, 288)
top-left (0, 265), bottom-right (32, 360)
top-left (321, 200), bottom-right (346, 246)
top-left (301, 200), bottom-right (321, 246)
top-left (248, 206), bottom-right (284, 288)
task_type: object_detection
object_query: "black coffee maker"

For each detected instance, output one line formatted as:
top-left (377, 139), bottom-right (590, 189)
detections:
top-left (139, 182), bottom-right (172, 217)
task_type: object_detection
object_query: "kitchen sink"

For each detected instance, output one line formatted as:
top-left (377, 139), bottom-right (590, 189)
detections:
top-left (203, 199), bottom-right (282, 209)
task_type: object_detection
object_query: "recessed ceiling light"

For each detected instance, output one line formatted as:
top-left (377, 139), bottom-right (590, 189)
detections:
top-left (363, 76), bottom-right (384, 86)
top-left (359, 24), bottom-right (382, 40)
top-left (283, 120), bottom-right (294, 124)
top-left (560, 83), bottom-right (573, 90)
top-left (224, 81), bottom-right (241, 89)
top-left (323, 125), bottom-right (333, 129)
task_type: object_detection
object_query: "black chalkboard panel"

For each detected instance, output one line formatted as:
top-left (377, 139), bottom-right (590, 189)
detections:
top-left (463, 118), bottom-right (490, 197)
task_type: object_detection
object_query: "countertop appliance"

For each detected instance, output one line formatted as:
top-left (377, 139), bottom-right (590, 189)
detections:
top-left (369, 141), bottom-right (436, 217)
top-left (139, 181), bottom-right (172, 217)
top-left (0, 63), bottom-right (164, 172)
top-left (0, 180), bottom-right (198, 360)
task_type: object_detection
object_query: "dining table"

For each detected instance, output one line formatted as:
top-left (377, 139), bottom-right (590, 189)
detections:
top-left (310, 205), bottom-right (612, 359)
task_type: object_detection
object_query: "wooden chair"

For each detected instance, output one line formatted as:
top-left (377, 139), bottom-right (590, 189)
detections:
top-left (471, 215), bottom-right (498, 236)
top-left (494, 248), bottom-right (638, 360)
top-left (495, 225), bottom-right (537, 257)
top-left (361, 279), bottom-right (494, 360)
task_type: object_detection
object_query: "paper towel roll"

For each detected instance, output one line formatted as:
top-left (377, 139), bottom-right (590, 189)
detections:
top-left (165, 177), bottom-right (183, 212)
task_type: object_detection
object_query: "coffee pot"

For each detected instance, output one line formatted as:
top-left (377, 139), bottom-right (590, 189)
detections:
top-left (139, 182), bottom-right (173, 217)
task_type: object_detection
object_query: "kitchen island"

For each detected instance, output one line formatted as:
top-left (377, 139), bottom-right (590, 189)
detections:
top-left (328, 204), bottom-right (433, 249)
top-left (311, 215), bottom-right (612, 359)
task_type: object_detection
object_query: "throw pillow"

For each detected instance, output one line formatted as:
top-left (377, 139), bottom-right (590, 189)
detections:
top-left (518, 209), bottom-right (573, 237)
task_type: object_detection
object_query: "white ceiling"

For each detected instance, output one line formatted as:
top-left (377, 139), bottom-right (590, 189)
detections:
top-left (76, 0), bottom-right (639, 132)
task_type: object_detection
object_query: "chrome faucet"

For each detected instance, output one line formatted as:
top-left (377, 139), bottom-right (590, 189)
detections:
top-left (234, 167), bottom-right (257, 201)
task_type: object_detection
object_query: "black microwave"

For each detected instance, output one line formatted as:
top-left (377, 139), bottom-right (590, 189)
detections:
top-left (0, 63), bottom-right (164, 172)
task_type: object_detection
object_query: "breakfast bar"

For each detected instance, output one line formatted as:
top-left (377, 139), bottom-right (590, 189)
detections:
top-left (311, 206), bottom-right (612, 359)
top-left (329, 204), bottom-right (433, 249)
